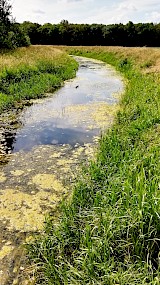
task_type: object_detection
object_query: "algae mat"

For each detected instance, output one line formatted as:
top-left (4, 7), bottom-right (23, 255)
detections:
top-left (0, 142), bottom-right (96, 284)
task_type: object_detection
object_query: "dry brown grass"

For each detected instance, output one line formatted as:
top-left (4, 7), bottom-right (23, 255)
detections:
top-left (2, 45), bottom-right (160, 73)
top-left (59, 45), bottom-right (160, 73)
top-left (100, 46), bottom-right (160, 73)
top-left (0, 45), bottom-right (67, 72)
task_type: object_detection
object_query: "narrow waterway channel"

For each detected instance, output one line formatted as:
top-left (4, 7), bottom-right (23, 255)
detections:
top-left (0, 56), bottom-right (123, 285)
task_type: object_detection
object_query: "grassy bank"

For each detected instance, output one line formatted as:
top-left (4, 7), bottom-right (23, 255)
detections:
top-left (28, 47), bottom-right (160, 284)
top-left (0, 46), bottom-right (78, 112)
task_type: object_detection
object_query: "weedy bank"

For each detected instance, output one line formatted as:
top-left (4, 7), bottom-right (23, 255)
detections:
top-left (0, 45), bottom-right (78, 112)
top-left (27, 46), bottom-right (160, 285)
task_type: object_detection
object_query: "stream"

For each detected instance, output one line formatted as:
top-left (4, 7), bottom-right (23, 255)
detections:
top-left (0, 56), bottom-right (123, 285)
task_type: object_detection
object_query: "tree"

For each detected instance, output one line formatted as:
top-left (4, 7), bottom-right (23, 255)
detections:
top-left (21, 21), bottom-right (41, 44)
top-left (0, 0), bottom-right (30, 49)
top-left (0, 0), bottom-right (11, 48)
top-left (0, 0), bottom-right (12, 25)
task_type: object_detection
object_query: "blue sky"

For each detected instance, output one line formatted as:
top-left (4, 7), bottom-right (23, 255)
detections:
top-left (12, 0), bottom-right (160, 24)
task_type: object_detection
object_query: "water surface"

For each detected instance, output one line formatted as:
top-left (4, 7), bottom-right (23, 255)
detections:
top-left (12, 56), bottom-right (123, 152)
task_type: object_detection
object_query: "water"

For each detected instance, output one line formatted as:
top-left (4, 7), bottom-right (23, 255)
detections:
top-left (12, 56), bottom-right (123, 152)
top-left (0, 56), bottom-right (124, 285)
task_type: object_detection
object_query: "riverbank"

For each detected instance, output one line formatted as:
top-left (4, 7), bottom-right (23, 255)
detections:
top-left (28, 47), bottom-right (160, 284)
top-left (0, 45), bottom-right (78, 163)
top-left (0, 52), bottom-right (124, 285)
top-left (0, 46), bottom-right (78, 112)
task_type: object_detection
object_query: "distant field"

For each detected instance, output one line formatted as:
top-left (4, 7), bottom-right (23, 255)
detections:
top-left (28, 46), bottom-right (160, 285)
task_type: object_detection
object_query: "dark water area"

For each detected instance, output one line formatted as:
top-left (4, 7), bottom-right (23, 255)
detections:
top-left (11, 56), bottom-right (123, 152)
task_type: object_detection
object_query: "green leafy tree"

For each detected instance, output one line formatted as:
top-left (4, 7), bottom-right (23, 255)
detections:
top-left (19, 19), bottom-right (160, 47)
top-left (0, 0), bottom-right (30, 49)
top-left (21, 21), bottom-right (41, 44)
top-left (0, 0), bottom-right (12, 24)
top-left (0, 0), bottom-right (12, 48)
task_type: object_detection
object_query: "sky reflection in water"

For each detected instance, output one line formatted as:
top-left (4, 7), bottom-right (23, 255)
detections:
top-left (13, 57), bottom-right (123, 152)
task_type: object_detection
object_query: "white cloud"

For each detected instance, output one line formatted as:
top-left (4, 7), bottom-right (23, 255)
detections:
top-left (145, 11), bottom-right (160, 23)
top-left (116, 2), bottom-right (137, 12)
top-left (81, 1), bottom-right (137, 24)
top-left (12, 0), bottom-right (160, 24)
top-left (33, 10), bottom-right (45, 15)
top-left (86, 0), bottom-right (160, 24)
top-left (66, 0), bottom-right (83, 2)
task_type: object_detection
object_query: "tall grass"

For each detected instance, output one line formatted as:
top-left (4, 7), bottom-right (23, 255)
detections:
top-left (28, 47), bottom-right (160, 284)
top-left (0, 46), bottom-right (78, 112)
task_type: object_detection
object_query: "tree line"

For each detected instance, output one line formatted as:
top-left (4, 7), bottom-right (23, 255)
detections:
top-left (1, 0), bottom-right (160, 49)
top-left (21, 20), bottom-right (160, 47)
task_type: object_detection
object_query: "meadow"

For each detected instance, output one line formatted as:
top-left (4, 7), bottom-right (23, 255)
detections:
top-left (0, 45), bottom-right (160, 284)
top-left (27, 46), bottom-right (160, 284)
top-left (0, 45), bottom-right (78, 112)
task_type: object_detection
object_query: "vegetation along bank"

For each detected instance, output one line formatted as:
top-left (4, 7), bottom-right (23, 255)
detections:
top-left (27, 46), bottom-right (160, 284)
top-left (0, 45), bottom-right (78, 112)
